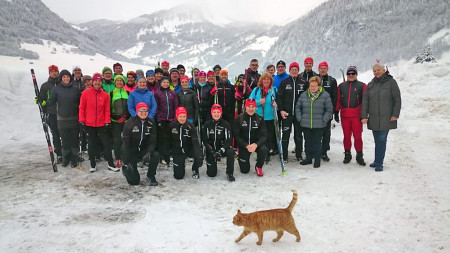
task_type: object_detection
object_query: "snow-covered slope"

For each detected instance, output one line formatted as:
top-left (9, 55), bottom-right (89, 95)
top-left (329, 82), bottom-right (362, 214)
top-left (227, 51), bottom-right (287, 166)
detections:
top-left (0, 52), bottom-right (449, 252)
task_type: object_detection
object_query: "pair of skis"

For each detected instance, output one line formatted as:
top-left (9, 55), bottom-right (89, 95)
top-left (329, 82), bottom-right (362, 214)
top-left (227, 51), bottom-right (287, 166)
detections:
top-left (271, 86), bottom-right (286, 175)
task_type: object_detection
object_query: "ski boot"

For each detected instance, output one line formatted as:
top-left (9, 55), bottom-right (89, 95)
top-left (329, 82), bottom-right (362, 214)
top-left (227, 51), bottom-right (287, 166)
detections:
top-left (321, 152), bottom-right (330, 162)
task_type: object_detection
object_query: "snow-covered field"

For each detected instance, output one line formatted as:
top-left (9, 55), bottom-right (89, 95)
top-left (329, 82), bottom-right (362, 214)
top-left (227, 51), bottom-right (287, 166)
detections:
top-left (0, 46), bottom-right (449, 252)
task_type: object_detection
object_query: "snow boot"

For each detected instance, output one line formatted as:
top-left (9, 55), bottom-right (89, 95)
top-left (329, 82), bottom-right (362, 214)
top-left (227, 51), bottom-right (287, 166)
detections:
top-left (146, 175), bottom-right (159, 186)
top-left (343, 151), bottom-right (352, 164)
top-left (192, 169), bottom-right (200, 179)
top-left (375, 165), bottom-right (384, 172)
top-left (296, 153), bottom-right (303, 162)
top-left (313, 158), bottom-right (321, 168)
top-left (57, 156), bottom-right (63, 164)
top-left (122, 164), bottom-right (140, 185)
top-left (300, 157), bottom-right (312, 165)
top-left (321, 152), bottom-right (330, 162)
top-left (356, 152), bottom-right (366, 166)
top-left (255, 166), bottom-right (264, 177)
top-left (226, 173), bottom-right (235, 182)
top-left (370, 162), bottom-right (378, 168)
top-left (62, 150), bottom-right (70, 167)
top-left (107, 162), bottom-right (120, 172)
top-left (115, 159), bottom-right (122, 168)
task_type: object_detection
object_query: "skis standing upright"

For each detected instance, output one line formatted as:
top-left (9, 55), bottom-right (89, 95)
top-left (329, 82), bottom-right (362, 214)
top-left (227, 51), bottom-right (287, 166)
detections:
top-left (340, 69), bottom-right (346, 82)
top-left (31, 69), bottom-right (58, 172)
top-left (271, 86), bottom-right (286, 175)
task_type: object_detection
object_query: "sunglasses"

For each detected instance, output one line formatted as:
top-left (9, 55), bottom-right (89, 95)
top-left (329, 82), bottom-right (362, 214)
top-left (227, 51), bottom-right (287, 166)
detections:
top-left (212, 105), bottom-right (222, 109)
top-left (138, 108), bottom-right (148, 112)
top-left (347, 73), bottom-right (356, 76)
top-left (127, 71), bottom-right (136, 75)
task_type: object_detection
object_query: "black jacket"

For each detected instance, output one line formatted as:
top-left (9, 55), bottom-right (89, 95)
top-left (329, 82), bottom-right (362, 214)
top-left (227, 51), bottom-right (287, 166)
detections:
top-left (177, 87), bottom-right (199, 121)
top-left (216, 80), bottom-right (235, 111)
top-left (72, 76), bottom-right (85, 92)
top-left (300, 70), bottom-right (318, 82)
top-left (277, 75), bottom-right (308, 115)
top-left (194, 83), bottom-right (214, 110)
top-left (121, 117), bottom-right (157, 163)
top-left (48, 81), bottom-right (80, 129)
top-left (169, 120), bottom-right (203, 159)
top-left (39, 76), bottom-right (59, 114)
top-left (201, 118), bottom-right (232, 154)
top-left (245, 68), bottom-right (261, 90)
top-left (232, 112), bottom-right (266, 148)
top-left (320, 74), bottom-right (338, 111)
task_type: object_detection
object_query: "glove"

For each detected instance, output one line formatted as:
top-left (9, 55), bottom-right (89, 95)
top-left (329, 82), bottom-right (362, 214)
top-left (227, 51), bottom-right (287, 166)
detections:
top-left (34, 97), bottom-right (38, 104)
top-left (218, 147), bottom-right (226, 156)
top-left (116, 115), bottom-right (127, 124)
top-left (210, 86), bottom-right (218, 96)
top-left (234, 91), bottom-right (242, 101)
top-left (334, 112), bottom-right (340, 123)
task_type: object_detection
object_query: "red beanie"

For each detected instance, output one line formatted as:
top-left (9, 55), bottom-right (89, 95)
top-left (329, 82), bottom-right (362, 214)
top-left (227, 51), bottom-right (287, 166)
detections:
top-left (210, 104), bottom-right (223, 115)
top-left (207, 71), bottom-right (215, 77)
top-left (176, 107), bottom-right (187, 119)
top-left (136, 102), bottom-right (148, 113)
top-left (180, 76), bottom-right (189, 82)
top-left (48, 65), bottom-right (59, 74)
top-left (245, 99), bottom-right (257, 108)
top-left (161, 61), bottom-right (170, 67)
top-left (318, 61), bottom-right (328, 70)
top-left (92, 73), bottom-right (103, 82)
top-left (289, 62), bottom-right (300, 71)
top-left (304, 57), bottom-right (314, 65)
top-left (198, 71), bottom-right (206, 77)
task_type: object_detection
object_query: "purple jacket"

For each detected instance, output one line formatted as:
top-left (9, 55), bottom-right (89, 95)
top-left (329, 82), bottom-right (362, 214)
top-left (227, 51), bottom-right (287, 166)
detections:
top-left (154, 86), bottom-right (178, 122)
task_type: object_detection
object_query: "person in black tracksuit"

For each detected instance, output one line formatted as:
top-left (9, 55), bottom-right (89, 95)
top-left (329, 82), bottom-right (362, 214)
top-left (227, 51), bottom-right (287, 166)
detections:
top-left (277, 62), bottom-right (308, 162)
top-left (232, 99), bottom-right (268, 177)
top-left (47, 69), bottom-right (81, 167)
top-left (169, 107), bottom-right (203, 179)
top-left (177, 76), bottom-right (199, 125)
top-left (201, 104), bottom-right (235, 181)
top-left (214, 70), bottom-right (236, 127)
top-left (194, 71), bottom-right (214, 126)
top-left (300, 57), bottom-right (319, 83)
top-left (121, 102), bottom-right (160, 186)
top-left (39, 65), bottom-right (62, 163)
top-left (317, 62), bottom-right (338, 161)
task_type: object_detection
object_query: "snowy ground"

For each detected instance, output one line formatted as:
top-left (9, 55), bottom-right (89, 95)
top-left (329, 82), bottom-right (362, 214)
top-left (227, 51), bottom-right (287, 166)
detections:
top-left (0, 48), bottom-right (449, 252)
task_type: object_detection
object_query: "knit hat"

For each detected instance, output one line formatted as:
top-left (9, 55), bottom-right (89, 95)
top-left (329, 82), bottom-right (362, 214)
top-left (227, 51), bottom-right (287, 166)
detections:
top-left (245, 99), bottom-right (257, 108)
top-left (113, 62), bottom-right (122, 69)
top-left (210, 104), bottom-right (222, 115)
top-left (276, 60), bottom-right (286, 67)
top-left (136, 69), bottom-right (144, 77)
top-left (146, 70), bottom-right (155, 77)
top-left (318, 62), bottom-right (329, 70)
top-left (58, 69), bottom-right (73, 84)
top-left (155, 68), bottom-right (163, 74)
top-left (114, 74), bottom-right (126, 84)
top-left (102, 66), bottom-right (112, 75)
top-left (347, 66), bottom-right (358, 75)
top-left (136, 102), bottom-right (148, 113)
top-left (160, 76), bottom-right (170, 83)
top-left (127, 71), bottom-right (137, 78)
top-left (92, 73), bottom-right (103, 82)
top-left (177, 64), bottom-right (185, 70)
top-left (238, 74), bottom-right (245, 79)
top-left (161, 61), bottom-right (170, 67)
top-left (82, 75), bottom-right (92, 83)
top-left (180, 76), bottom-right (190, 82)
top-left (176, 107), bottom-right (187, 119)
top-left (304, 57), bottom-right (314, 65)
top-left (219, 69), bottom-right (228, 75)
top-left (213, 64), bottom-right (221, 71)
top-left (289, 62), bottom-right (300, 71)
top-left (136, 75), bottom-right (145, 83)
top-left (169, 68), bottom-right (179, 75)
top-left (48, 65), bottom-right (59, 74)
top-left (198, 71), bottom-right (207, 77)
top-left (207, 71), bottom-right (215, 77)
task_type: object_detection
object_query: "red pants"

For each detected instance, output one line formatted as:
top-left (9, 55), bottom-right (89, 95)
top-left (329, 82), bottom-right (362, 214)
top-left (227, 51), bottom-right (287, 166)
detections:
top-left (341, 117), bottom-right (363, 152)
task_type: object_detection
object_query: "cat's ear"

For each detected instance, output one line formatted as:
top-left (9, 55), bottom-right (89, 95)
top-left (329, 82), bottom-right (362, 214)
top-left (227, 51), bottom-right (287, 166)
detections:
top-left (237, 210), bottom-right (241, 214)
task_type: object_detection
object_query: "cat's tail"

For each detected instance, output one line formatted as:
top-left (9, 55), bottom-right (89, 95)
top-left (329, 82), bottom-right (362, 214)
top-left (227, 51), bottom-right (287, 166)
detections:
top-left (286, 190), bottom-right (298, 212)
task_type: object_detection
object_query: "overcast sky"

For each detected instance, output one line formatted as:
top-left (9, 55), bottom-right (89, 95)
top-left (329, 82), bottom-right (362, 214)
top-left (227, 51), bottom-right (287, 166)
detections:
top-left (41, 0), bottom-right (328, 25)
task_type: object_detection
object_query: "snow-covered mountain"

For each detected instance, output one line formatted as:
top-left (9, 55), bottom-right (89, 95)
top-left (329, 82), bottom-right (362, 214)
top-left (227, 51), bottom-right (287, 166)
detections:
top-left (264, 0), bottom-right (450, 77)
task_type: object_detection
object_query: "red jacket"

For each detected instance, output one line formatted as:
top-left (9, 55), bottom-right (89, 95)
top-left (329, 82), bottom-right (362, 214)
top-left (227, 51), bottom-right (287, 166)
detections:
top-left (336, 80), bottom-right (366, 118)
top-left (79, 87), bottom-right (111, 127)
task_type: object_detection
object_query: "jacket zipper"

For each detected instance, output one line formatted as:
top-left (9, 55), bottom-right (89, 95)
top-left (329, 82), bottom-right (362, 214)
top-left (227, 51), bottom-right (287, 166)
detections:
top-left (139, 120), bottom-right (144, 150)
top-left (347, 82), bottom-right (352, 108)
top-left (248, 115), bottom-right (251, 145)
top-left (165, 90), bottom-right (169, 120)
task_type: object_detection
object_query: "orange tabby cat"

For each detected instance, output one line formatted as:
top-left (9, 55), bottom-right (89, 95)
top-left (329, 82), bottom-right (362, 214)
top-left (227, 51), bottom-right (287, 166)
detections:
top-left (232, 190), bottom-right (301, 245)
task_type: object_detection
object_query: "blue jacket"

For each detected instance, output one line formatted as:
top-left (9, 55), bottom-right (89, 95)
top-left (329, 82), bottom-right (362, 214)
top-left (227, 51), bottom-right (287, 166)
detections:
top-left (273, 72), bottom-right (290, 89)
top-left (249, 86), bottom-right (277, 120)
top-left (127, 88), bottom-right (157, 119)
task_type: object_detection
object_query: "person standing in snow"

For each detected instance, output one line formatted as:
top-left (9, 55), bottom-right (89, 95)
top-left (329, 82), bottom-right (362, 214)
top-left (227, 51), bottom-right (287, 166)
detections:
top-left (161, 61), bottom-right (170, 77)
top-left (214, 69), bottom-right (236, 126)
top-left (201, 104), bottom-right (235, 181)
top-left (213, 64), bottom-right (221, 82)
top-left (169, 107), bottom-right (203, 179)
top-left (273, 60), bottom-right (290, 89)
top-left (127, 75), bottom-right (157, 120)
top-left (47, 69), bottom-right (81, 167)
top-left (234, 73), bottom-right (252, 115)
top-left (169, 68), bottom-right (181, 93)
top-left (177, 76), bottom-right (199, 125)
top-left (38, 64), bottom-right (63, 164)
top-left (300, 57), bottom-right (318, 82)
top-left (102, 67), bottom-right (115, 94)
top-left (125, 71), bottom-right (137, 93)
top-left (295, 76), bottom-right (333, 168)
top-left (177, 64), bottom-right (186, 77)
top-left (71, 65), bottom-right (84, 92)
top-left (336, 66), bottom-right (367, 166)
top-left (121, 102), bottom-right (160, 186)
top-left (110, 74), bottom-right (130, 168)
top-left (277, 62), bottom-right (308, 162)
top-left (361, 63), bottom-right (401, 172)
top-left (145, 70), bottom-right (158, 94)
top-left (80, 75), bottom-right (92, 152)
top-left (233, 99), bottom-right (268, 177)
top-left (195, 71), bottom-right (214, 125)
top-left (79, 73), bottom-right (118, 172)
top-left (189, 68), bottom-right (199, 88)
top-left (154, 68), bottom-right (164, 85)
top-left (113, 62), bottom-right (123, 78)
top-left (317, 61), bottom-right (338, 162)
top-left (266, 64), bottom-right (275, 76)
top-left (245, 59), bottom-right (261, 90)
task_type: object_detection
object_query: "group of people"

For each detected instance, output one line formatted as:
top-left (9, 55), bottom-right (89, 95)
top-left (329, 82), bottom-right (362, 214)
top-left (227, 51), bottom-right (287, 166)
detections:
top-left (37, 58), bottom-right (401, 186)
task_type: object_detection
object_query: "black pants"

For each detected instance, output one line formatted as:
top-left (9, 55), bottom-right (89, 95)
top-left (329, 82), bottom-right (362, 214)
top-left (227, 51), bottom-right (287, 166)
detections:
top-left (302, 127), bottom-right (324, 161)
top-left (199, 108), bottom-right (212, 126)
top-left (58, 126), bottom-right (79, 162)
top-left (237, 144), bottom-right (268, 173)
top-left (265, 120), bottom-right (277, 151)
top-left (85, 126), bottom-right (114, 168)
top-left (222, 110), bottom-right (235, 128)
top-left (281, 114), bottom-right (303, 160)
top-left (80, 127), bottom-right (88, 151)
top-left (205, 147), bottom-right (234, 177)
top-left (112, 122), bottom-right (125, 160)
top-left (156, 121), bottom-right (171, 164)
top-left (123, 150), bottom-right (161, 185)
top-left (172, 149), bottom-right (203, 179)
top-left (47, 114), bottom-right (62, 156)
top-left (322, 119), bottom-right (332, 153)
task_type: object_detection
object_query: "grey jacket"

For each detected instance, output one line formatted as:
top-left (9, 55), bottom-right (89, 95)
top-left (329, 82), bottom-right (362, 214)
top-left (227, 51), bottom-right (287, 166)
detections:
top-left (295, 87), bottom-right (333, 129)
top-left (361, 73), bottom-right (401, 130)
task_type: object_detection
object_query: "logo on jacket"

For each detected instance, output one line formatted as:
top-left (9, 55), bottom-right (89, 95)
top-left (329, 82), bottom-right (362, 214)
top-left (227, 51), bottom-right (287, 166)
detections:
top-left (172, 128), bottom-right (178, 134)
top-left (132, 126), bottom-right (139, 133)
top-left (242, 121), bottom-right (248, 127)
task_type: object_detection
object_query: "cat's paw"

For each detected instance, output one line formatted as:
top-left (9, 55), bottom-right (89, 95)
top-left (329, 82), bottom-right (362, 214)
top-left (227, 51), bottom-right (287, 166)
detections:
top-left (273, 238), bottom-right (279, 242)
top-left (256, 241), bottom-right (262, 246)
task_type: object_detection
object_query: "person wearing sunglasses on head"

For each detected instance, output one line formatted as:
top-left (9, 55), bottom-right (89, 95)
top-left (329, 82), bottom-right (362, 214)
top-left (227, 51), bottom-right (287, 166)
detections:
top-left (336, 66), bottom-right (367, 166)
top-left (201, 104), bottom-right (235, 181)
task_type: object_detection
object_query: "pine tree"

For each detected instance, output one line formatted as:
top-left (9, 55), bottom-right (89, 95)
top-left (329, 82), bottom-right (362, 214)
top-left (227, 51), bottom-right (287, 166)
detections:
top-left (414, 46), bottom-right (437, 64)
